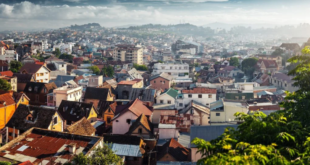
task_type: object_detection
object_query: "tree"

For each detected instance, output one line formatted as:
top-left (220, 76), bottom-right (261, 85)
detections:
top-left (9, 61), bottom-right (22, 73)
top-left (230, 57), bottom-right (239, 67)
top-left (102, 66), bottom-right (114, 77)
top-left (88, 66), bottom-right (100, 75)
top-left (59, 54), bottom-right (74, 63)
top-left (0, 79), bottom-right (12, 91)
top-left (54, 48), bottom-right (61, 57)
top-left (241, 58), bottom-right (258, 78)
top-left (133, 64), bottom-right (148, 71)
top-left (70, 145), bottom-right (122, 165)
top-left (192, 47), bottom-right (310, 164)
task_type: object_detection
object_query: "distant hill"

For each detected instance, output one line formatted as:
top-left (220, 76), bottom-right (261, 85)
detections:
top-left (69, 23), bottom-right (101, 30)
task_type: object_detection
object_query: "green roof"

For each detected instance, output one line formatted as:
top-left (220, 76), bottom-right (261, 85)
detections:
top-left (164, 88), bottom-right (179, 98)
top-left (225, 93), bottom-right (254, 100)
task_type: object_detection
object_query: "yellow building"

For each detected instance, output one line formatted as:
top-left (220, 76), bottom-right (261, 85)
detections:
top-left (0, 93), bottom-right (16, 130)
top-left (210, 99), bottom-right (248, 123)
top-left (5, 104), bottom-right (64, 142)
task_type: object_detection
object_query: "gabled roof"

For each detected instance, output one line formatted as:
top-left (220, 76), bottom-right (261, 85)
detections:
top-left (113, 98), bottom-right (153, 120)
top-left (12, 92), bottom-right (30, 103)
top-left (0, 60), bottom-right (8, 67)
top-left (280, 43), bottom-right (300, 50)
top-left (150, 72), bottom-right (173, 81)
top-left (53, 75), bottom-right (76, 87)
top-left (258, 59), bottom-right (278, 69)
top-left (13, 73), bottom-right (34, 83)
top-left (84, 87), bottom-right (110, 100)
top-left (249, 105), bottom-right (280, 111)
top-left (126, 114), bottom-right (154, 137)
top-left (66, 117), bottom-right (96, 136)
top-left (0, 93), bottom-right (15, 108)
top-left (157, 138), bottom-right (190, 161)
top-left (179, 101), bottom-right (210, 114)
top-left (19, 63), bottom-right (50, 74)
top-left (23, 82), bottom-right (57, 94)
top-left (162, 88), bottom-right (178, 98)
top-left (97, 101), bottom-right (117, 116)
top-left (6, 104), bottom-right (57, 131)
top-left (57, 100), bottom-right (96, 122)
top-left (46, 63), bottom-right (57, 71)
top-left (272, 72), bottom-right (293, 83)
top-left (0, 71), bottom-right (13, 77)
top-left (128, 88), bottom-right (156, 102)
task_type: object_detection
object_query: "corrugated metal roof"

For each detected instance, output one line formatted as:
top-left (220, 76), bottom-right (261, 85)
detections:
top-left (159, 124), bottom-right (176, 129)
top-left (111, 144), bottom-right (142, 157)
top-left (210, 100), bottom-right (223, 111)
top-left (190, 125), bottom-right (238, 148)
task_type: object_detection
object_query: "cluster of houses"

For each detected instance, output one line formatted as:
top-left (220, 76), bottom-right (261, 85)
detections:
top-left (0, 46), bottom-right (295, 164)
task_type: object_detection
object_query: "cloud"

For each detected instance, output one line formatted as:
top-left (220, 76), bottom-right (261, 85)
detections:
top-left (0, 0), bottom-right (308, 30)
top-left (63, 0), bottom-right (83, 2)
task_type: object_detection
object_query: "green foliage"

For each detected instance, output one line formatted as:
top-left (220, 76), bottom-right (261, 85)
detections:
top-left (71, 145), bottom-right (122, 165)
top-left (107, 57), bottom-right (114, 61)
top-left (241, 58), bottom-right (258, 78)
top-left (158, 60), bottom-right (163, 63)
top-left (133, 63), bottom-right (148, 71)
top-left (230, 57), bottom-right (239, 67)
top-left (9, 60), bottom-right (22, 73)
top-left (53, 48), bottom-right (61, 57)
top-left (83, 60), bottom-right (91, 64)
top-left (102, 65), bottom-right (114, 77)
top-left (31, 55), bottom-right (50, 62)
top-left (272, 48), bottom-right (285, 56)
top-left (59, 54), bottom-right (74, 63)
top-left (194, 63), bottom-right (200, 67)
top-left (203, 66), bottom-right (209, 70)
top-left (0, 161), bottom-right (11, 165)
top-left (88, 66), bottom-right (100, 75)
top-left (192, 47), bottom-right (310, 165)
top-left (0, 79), bottom-right (12, 91)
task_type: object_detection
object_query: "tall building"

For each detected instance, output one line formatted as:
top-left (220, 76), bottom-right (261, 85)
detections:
top-left (113, 44), bottom-right (143, 65)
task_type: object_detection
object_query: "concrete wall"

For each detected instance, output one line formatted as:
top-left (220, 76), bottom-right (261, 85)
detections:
top-left (156, 93), bottom-right (175, 105)
top-left (34, 67), bottom-right (50, 83)
top-left (112, 111), bottom-right (138, 134)
top-left (150, 77), bottom-right (171, 91)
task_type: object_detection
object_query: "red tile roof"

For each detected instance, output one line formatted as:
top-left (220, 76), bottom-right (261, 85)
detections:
top-left (117, 80), bottom-right (137, 85)
top-left (0, 93), bottom-right (15, 108)
top-left (18, 161), bottom-right (34, 165)
top-left (35, 62), bottom-right (44, 65)
top-left (258, 59), bottom-right (278, 69)
top-left (158, 138), bottom-right (190, 161)
top-left (182, 87), bottom-right (216, 94)
top-left (114, 99), bottom-right (152, 119)
top-left (0, 71), bottom-right (13, 77)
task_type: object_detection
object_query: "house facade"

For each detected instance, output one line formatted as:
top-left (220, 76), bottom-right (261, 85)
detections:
top-left (156, 88), bottom-right (178, 105)
top-left (270, 72), bottom-right (299, 92)
top-left (52, 84), bottom-right (83, 107)
top-left (19, 63), bottom-right (51, 83)
top-left (150, 73), bottom-right (173, 91)
top-left (175, 87), bottom-right (217, 110)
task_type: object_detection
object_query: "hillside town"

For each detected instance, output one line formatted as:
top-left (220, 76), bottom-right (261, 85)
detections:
top-left (0, 23), bottom-right (308, 165)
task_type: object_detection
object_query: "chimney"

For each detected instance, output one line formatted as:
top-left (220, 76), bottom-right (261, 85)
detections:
top-left (68, 143), bottom-right (77, 154)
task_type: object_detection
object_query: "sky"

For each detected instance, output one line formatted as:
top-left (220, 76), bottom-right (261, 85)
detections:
top-left (0, 0), bottom-right (309, 30)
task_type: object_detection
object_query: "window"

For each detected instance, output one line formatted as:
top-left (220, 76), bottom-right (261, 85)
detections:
top-left (167, 100), bottom-right (171, 104)
top-left (216, 113), bottom-right (220, 116)
top-left (163, 81), bottom-right (165, 84)
top-left (188, 94), bottom-right (192, 98)
top-left (107, 117), bottom-right (111, 123)
top-left (126, 119), bottom-right (131, 124)
top-left (242, 96), bottom-right (245, 100)
top-left (179, 103), bottom-right (183, 107)
top-left (28, 87), bottom-right (32, 91)
top-left (138, 128), bottom-right (142, 134)
top-left (170, 67), bottom-right (172, 69)
top-left (154, 81), bottom-right (156, 83)
top-left (285, 83), bottom-right (287, 87)
top-left (208, 94), bottom-right (212, 98)
top-left (116, 120), bottom-right (119, 122)
top-left (160, 100), bottom-right (164, 104)
top-left (40, 73), bottom-right (44, 76)
top-left (37, 73), bottom-right (39, 77)
top-left (22, 97), bottom-right (24, 102)
top-left (36, 95), bottom-right (39, 101)
top-left (199, 94), bottom-right (202, 98)
top-left (27, 116), bottom-right (32, 121)
top-left (235, 96), bottom-right (239, 100)
top-left (44, 88), bottom-right (47, 93)
top-left (53, 116), bottom-right (57, 124)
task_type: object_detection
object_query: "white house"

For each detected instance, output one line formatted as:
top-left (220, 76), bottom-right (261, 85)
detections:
top-left (19, 63), bottom-right (51, 83)
top-left (52, 82), bottom-right (83, 107)
top-left (156, 88), bottom-right (178, 105)
top-left (152, 61), bottom-right (189, 78)
top-left (158, 124), bottom-right (179, 139)
top-left (53, 62), bottom-right (67, 74)
top-left (175, 87), bottom-right (217, 110)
